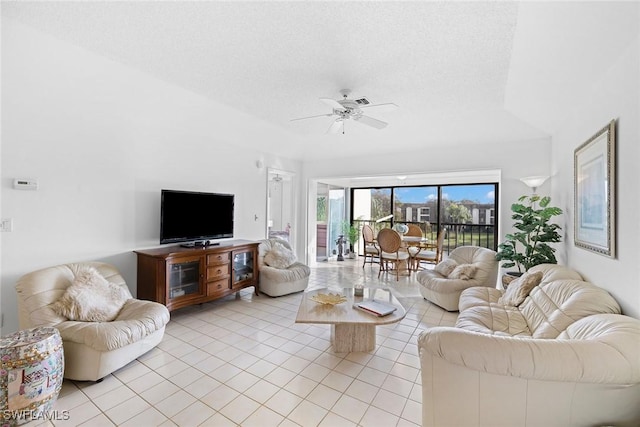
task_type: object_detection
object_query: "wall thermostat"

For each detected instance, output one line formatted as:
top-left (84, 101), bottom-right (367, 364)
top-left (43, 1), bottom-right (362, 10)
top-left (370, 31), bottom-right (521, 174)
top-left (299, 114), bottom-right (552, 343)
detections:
top-left (13, 178), bottom-right (38, 190)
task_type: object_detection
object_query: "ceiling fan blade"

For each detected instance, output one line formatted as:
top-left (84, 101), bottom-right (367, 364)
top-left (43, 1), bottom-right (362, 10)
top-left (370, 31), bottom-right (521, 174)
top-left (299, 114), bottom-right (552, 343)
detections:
top-left (355, 115), bottom-right (388, 129)
top-left (319, 97), bottom-right (345, 111)
top-left (360, 102), bottom-right (398, 112)
top-left (290, 113), bottom-right (333, 122)
top-left (327, 119), bottom-right (343, 134)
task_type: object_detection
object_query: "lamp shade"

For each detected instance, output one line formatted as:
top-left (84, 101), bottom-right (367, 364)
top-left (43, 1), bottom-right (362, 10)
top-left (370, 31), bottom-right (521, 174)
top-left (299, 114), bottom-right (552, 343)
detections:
top-left (520, 175), bottom-right (549, 189)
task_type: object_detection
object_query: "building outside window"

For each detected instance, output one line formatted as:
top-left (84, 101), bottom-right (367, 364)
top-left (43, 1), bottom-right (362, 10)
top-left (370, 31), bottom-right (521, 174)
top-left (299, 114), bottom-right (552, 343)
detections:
top-left (418, 207), bottom-right (430, 222)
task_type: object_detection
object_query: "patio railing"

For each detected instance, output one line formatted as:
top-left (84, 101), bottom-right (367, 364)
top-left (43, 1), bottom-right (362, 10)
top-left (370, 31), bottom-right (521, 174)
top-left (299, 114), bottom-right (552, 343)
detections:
top-left (352, 219), bottom-right (496, 257)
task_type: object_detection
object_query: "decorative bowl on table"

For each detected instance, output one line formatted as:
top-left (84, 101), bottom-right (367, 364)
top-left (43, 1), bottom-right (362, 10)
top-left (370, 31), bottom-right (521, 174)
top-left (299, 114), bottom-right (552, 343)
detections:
top-left (393, 224), bottom-right (409, 235)
top-left (311, 293), bottom-right (347, 305)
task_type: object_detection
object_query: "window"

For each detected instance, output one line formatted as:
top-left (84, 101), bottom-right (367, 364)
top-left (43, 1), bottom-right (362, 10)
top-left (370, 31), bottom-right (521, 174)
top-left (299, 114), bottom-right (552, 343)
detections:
top-left (440, 184), bottom-right (497, 250)
top-left (418, 207), bottom-right (430, 222)
top-left (393, 186), bottom-right (438, 224)
top-left (353, 188), bottom-right (392, 222)
top-left (351, 182), bottom-right (498, 251)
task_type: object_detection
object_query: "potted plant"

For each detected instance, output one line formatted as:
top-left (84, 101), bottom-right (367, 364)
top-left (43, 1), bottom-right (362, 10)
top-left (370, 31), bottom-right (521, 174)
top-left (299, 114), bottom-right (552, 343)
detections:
top-left (342, 222), bottom-right (361, 259)
top-left (496, 195), bottom-right (563, 282)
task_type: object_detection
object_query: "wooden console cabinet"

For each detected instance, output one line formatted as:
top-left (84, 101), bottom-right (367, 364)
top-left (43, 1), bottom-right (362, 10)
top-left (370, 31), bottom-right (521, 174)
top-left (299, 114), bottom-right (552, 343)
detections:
top-left (135, 240), bottom-right (259, 312)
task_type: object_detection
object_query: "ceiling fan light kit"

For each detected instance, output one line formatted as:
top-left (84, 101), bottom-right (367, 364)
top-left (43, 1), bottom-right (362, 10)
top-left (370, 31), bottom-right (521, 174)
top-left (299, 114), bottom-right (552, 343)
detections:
top-left (291, 89), bottom-right (398, 134)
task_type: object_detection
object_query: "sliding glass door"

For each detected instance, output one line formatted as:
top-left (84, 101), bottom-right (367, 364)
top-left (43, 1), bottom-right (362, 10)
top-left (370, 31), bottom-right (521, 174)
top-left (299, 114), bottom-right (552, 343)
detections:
top-left (351, 183), bottom-right (498, 253)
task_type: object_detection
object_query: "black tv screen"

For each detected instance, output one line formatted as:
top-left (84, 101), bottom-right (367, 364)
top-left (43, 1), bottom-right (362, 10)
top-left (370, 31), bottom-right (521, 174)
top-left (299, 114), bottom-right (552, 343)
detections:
top-left (160, 189), bottom-right (234, 245)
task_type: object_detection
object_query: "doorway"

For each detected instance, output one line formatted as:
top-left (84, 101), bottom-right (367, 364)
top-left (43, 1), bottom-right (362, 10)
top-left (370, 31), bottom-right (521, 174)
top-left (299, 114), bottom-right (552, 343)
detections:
top-left (314, 183), bottom-right (347, 262)
top-left (327, 187), bottom-right (346, 260)
top-left (316, 183), bottom-right (329, 261)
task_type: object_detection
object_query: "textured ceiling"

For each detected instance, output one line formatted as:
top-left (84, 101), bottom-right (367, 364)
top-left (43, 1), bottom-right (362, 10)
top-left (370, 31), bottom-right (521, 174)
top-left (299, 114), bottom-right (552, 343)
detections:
top-left (3, 1), bottom-right (638, 161)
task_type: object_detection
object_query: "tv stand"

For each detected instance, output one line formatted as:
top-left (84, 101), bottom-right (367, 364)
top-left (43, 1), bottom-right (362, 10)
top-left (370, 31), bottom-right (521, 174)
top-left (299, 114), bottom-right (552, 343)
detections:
top-left (135, 240), bottom-right (259, 312)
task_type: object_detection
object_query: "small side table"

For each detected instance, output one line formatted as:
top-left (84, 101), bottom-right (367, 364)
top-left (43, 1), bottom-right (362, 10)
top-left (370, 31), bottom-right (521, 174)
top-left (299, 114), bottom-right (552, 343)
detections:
top-left (1, 327), bottom-right (64, 426)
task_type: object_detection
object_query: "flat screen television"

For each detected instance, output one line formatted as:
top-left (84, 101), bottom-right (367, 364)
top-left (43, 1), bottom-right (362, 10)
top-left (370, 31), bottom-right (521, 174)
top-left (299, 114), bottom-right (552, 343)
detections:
top-left (160, 189), bottom-right (234, 246)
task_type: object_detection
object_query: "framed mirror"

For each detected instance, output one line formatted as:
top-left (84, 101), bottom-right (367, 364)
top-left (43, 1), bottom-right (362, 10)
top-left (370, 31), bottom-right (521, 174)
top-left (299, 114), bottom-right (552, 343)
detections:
top-left (267, 168), bottom-right (296, 247)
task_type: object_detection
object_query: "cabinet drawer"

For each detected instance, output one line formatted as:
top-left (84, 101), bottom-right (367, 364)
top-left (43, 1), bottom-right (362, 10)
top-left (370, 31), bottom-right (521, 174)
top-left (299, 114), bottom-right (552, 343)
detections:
top-left (207, 279), bottom-right (229, 297)
top-left (207, 264), bottom-right (229, 279)
top-left (207, 253), bottom-right (230, 265)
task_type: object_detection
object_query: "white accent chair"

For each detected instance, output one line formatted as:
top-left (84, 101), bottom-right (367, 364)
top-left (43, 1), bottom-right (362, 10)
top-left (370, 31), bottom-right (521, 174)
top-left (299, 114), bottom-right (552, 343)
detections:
top-left (15, 262), bottom-right (170, 381)
top-left (257, 238), bottom-right (310, 297)
top-left (416, 245), bottom-right (498, 311)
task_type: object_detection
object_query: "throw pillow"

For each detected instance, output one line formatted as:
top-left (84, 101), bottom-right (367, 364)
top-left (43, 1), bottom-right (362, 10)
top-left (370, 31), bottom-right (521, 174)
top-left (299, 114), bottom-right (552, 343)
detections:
top-left (264, 242), bottom-right (297, 269)
top-left (448, 264), bottom-right (477, 280)
top-left (498, 271), bottom-right (544, 306)
top-left (434, 259), bottom-right (458, 277)
top-left (51, 267), bottom-right (130, 322)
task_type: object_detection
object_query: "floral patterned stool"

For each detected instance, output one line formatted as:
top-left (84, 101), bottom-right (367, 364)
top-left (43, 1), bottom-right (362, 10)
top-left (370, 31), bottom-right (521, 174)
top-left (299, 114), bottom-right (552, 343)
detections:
top-left (1, 327), bottom-right (64, 426)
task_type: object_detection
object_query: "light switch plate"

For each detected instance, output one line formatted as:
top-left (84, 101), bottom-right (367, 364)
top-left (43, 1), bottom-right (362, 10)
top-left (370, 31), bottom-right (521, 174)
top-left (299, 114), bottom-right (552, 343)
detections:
top-left (13, 178), bottom-right (38, 190)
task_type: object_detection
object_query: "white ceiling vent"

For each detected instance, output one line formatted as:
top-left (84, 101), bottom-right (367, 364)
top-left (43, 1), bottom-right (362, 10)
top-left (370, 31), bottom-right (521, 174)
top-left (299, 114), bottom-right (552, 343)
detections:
top-left (354, 97), bottom-right (371, 106)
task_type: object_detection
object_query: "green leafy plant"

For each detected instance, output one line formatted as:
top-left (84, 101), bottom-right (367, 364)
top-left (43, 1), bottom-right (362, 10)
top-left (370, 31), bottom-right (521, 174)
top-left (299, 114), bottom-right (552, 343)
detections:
top-left (496, 195), bottom-right (563, 273)
top-left (316, 196), bottom-right (327, 222)
top-left (342, 221), bottom-right (360, 249)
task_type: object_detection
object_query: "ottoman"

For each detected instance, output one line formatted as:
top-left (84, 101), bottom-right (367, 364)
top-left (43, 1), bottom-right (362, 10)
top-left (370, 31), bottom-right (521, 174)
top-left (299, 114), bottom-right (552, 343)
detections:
top-left (1, 327), bottom-right (64, 426)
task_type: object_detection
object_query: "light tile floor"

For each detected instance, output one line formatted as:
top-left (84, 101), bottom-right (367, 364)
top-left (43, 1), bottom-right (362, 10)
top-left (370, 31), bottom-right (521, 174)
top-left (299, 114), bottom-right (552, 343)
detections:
top-left (32, 259), bottom-right (457, 426)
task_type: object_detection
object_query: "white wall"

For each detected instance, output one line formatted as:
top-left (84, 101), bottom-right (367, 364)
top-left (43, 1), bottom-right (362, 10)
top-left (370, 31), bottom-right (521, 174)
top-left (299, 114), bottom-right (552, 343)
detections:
top-left (0, 20), bottom-right (301, 334)
top-left (551, 35), bottom-right (640, 318)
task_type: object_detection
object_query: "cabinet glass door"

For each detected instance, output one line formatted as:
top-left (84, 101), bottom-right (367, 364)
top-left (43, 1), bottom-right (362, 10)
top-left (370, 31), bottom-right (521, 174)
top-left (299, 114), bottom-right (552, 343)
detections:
top-left (168, 258), bottom-right (202, 300)
top-left (232, 251), bottom-right (254, 287)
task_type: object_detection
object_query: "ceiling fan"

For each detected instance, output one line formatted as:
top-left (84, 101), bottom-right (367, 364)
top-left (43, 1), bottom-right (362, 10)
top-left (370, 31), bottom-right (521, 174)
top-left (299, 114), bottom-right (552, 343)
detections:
top-left (291, 89), bottom-right (398, 134)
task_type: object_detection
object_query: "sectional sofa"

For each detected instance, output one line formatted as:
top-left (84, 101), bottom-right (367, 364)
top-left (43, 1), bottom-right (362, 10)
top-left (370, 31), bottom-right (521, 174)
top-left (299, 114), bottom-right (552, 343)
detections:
top-left (418, 264), bottom-right (640, 426)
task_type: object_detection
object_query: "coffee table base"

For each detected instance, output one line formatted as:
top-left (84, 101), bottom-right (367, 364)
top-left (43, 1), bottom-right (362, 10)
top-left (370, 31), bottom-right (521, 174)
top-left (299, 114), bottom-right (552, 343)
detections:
top-left (331, 324), bottom-right (376, 352)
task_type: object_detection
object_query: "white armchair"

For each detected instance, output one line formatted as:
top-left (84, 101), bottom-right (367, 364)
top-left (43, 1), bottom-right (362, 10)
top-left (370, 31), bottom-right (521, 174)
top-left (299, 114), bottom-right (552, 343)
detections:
top-left (258, 239), bottom-right (310, 297)
top-left (16, 261), bottom-right (170, 381)
top-left (416, 246), bottom-right (498, 311)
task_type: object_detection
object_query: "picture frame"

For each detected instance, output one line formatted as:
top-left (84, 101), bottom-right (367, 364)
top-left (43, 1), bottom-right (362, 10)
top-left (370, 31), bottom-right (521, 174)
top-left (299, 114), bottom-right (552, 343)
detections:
top-left (574, 119), bottom-right (616, 257)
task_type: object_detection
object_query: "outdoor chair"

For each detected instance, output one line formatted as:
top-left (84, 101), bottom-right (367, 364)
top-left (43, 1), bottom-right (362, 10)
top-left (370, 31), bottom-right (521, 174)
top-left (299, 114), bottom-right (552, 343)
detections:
top-left (377, 228), bottom-right (410, 281)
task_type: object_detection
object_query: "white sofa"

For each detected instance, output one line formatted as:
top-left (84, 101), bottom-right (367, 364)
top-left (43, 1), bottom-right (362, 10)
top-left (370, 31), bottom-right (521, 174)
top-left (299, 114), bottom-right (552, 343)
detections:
top-left (418, 264), bottom-right (640, 427)
top-left (16, 262), bottom-right (170, 381)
